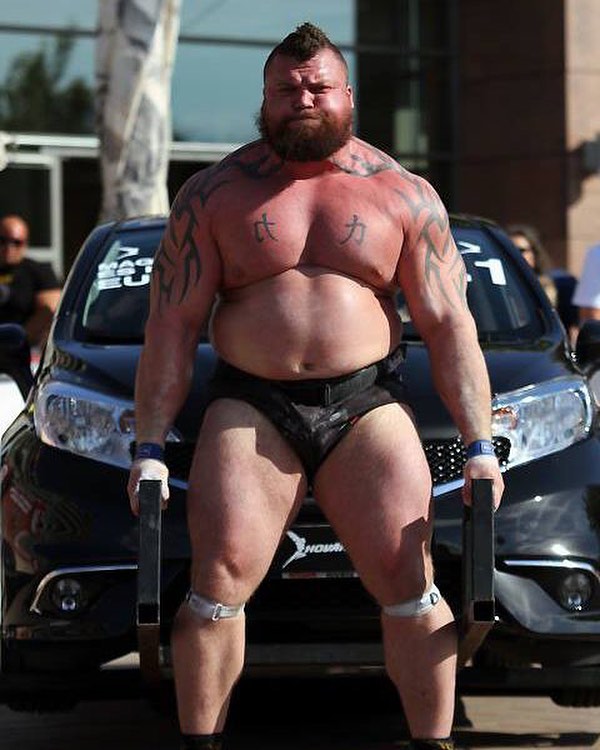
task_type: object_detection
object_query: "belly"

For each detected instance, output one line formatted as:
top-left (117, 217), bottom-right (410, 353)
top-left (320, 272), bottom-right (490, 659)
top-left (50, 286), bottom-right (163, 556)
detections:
top-left (210, 267), bottom-right (402, 378)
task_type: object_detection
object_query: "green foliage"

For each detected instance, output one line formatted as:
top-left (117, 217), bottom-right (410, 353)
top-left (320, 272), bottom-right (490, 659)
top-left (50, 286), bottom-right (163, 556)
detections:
top-left (0, 31), bottom-right (94, 134)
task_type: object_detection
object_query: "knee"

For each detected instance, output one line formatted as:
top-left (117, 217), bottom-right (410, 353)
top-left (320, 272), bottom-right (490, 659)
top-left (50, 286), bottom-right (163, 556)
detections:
top-left (381, 582), bottom-right (442, 618)
top-left (189, 541), bottom-right (266, 604)
top-left (368, 542), bottom-right (434, 606)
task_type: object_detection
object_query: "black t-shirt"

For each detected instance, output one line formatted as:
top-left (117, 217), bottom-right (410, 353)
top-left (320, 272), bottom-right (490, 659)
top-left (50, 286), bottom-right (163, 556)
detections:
top-left (0, 258), bottom-right (60, 325)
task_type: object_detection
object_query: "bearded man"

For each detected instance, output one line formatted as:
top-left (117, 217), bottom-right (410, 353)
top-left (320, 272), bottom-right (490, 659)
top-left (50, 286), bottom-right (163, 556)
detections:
top-left (128, 22), bottom-right (503, 750)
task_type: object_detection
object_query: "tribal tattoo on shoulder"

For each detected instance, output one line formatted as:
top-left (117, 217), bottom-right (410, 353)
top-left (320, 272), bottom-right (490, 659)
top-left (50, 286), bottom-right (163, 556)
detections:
top-left (394, 171), bottom-right (467, 309)
top-left (152, 143), bottom-right (283, 311)
top-left (332, 142), bottom-right (397, 177)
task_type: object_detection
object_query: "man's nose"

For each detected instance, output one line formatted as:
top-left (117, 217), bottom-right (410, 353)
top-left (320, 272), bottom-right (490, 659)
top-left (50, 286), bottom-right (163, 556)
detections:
top-left (294, 88), bottom-right (315, 108)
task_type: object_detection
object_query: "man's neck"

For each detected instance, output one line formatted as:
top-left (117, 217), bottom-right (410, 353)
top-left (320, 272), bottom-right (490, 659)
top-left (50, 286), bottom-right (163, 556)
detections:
top-left (276, 139), bottom-right (354, 180)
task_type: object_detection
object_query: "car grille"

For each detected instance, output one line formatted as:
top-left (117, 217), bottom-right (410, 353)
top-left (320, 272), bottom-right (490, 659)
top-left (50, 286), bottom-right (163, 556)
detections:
top-left (424, 436), bottom-right (510, 486)
top-left (162, 436), bottom-right (511, 487)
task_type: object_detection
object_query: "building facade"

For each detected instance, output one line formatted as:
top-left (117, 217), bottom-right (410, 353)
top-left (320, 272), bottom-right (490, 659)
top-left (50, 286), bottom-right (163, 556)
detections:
top-left (0, 0), bottom-right (598, 277)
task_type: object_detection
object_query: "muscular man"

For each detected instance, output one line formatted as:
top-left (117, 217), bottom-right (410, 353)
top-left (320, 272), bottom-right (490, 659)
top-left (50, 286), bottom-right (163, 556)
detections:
top-left (128, 23), bottom-right (504, 750)
top-left (0, 214), bottom-right (61, 347)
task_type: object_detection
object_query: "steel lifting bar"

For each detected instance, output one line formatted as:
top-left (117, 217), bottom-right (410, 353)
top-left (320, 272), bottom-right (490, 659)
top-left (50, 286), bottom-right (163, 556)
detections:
top-left (458, 477), bottom-right (496, 668)
top-left (136, 479), bottom-right (163, 687)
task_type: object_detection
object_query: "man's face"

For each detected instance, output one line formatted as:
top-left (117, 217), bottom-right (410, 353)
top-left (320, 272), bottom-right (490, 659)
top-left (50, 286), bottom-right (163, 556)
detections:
top-left (259, 48), bottom-right (354, 162)
top-left (0, 217), bottom-right (28, 267)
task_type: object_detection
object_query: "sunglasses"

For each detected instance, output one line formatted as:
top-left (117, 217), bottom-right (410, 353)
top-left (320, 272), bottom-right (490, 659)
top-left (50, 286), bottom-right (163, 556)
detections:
top-left (0, 236), bottom-right (25, 247)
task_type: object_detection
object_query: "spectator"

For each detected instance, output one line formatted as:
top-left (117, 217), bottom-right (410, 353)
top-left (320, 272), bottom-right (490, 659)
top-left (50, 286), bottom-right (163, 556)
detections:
top-left (573, 242), bottom-right (600, 323)
top-left (0, 214), bottom-right (61, 347)
top-left (507, 223), bottom-right (558, 306)
top-left (507, 223), bottom-right (579, 341)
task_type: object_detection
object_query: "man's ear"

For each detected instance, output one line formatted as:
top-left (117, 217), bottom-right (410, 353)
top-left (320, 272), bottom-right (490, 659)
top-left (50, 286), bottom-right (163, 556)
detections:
top-left (347, 85), bottom-right (354, 108)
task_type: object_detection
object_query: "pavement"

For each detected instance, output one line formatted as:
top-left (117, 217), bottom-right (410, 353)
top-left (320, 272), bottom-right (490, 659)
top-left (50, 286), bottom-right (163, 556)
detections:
top-left (1, 687), bottom-right (600, 749)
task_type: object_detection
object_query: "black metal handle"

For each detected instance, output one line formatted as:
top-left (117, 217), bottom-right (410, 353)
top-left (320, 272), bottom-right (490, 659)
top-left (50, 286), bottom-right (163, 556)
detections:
top-left (136, 479), bottom-right (163, 686)
top-left (458, 477), bottom-right (496, 667)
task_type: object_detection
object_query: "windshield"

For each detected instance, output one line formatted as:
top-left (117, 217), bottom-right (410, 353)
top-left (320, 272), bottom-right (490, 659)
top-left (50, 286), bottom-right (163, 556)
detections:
top-left (80, 222), bottom-right (545, 344)
top-left (81, 227), bottom-right (162, 340)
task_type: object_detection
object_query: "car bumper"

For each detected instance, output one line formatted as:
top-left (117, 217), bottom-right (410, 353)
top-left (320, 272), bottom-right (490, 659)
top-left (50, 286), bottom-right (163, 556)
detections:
top-left (2, 429), bottom-right (600, 679)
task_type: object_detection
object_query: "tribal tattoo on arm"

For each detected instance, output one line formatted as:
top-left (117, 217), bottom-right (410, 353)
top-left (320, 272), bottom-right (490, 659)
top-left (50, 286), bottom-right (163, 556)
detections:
top-left (394, 172), bottom-right (467, 310)
top-left (152, 143), bottom-right (285, 312)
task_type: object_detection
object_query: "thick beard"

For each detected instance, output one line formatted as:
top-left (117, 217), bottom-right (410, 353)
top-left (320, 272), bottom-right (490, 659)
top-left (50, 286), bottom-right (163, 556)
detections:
top-left (257, 103), bottom-right (352, 162)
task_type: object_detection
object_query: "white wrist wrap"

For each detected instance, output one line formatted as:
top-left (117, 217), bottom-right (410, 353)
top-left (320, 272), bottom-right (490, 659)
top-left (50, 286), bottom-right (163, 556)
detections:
top-left (382, 583), bottom-right (441, 618)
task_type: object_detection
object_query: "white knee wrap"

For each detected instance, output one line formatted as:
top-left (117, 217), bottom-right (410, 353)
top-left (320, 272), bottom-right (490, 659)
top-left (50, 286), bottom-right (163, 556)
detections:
top-left (382, 583), bottom-right (441, 618)
top-left (185, 590), bottom-right (245, 621)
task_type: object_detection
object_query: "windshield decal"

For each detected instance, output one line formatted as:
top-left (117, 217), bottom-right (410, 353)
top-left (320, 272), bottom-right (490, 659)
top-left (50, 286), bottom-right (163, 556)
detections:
top-left (96, 246), bottom-right (154, 290)
top-left (473, 258), bottom-right (507, 286)
top-left (457, 241), bottom-right (508, 286)
top-left (457, 240), bottom-right (482, 254)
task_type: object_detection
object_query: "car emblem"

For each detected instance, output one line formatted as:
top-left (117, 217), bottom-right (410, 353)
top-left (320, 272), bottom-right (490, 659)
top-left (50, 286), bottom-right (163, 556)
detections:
top-left (282, 530), bottom-right (345, 569)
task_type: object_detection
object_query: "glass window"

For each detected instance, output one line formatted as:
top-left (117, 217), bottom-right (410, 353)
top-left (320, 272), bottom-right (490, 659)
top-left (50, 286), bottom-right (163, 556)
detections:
top-left (0, 0), bottom-right (96, 28)
top-left (81, 228), bottom-right (162, 341)
top-left (181, 1), bottom-right (354, 44)
top-left (0, 31), bottom-right (95, 134)
top-left (0, 163), bottom-right (51, 245)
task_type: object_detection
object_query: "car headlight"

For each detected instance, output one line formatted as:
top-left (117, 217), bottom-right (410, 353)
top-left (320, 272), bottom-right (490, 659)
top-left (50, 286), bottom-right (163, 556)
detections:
top-left (492, 376), bottom-right (593, 469)
top-left (33, 382), bottom-right (179, 468)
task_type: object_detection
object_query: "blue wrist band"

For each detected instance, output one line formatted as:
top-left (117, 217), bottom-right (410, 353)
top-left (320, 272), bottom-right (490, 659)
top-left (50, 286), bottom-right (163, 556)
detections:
top-left (465, 439), bottom-right (495, 460)
top-left (135, 442), bottom-right (165, 462)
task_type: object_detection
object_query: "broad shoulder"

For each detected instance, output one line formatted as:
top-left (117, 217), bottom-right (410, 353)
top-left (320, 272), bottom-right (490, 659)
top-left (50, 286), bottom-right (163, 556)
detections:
top-left (334, 138), bottom-right (446, 224)
top-left (171, 140), bottom-right (281, 216)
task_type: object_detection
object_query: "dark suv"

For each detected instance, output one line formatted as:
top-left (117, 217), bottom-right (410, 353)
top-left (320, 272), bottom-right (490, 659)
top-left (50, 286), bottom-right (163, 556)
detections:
top-left (2, 214), bottom-right (600, 710)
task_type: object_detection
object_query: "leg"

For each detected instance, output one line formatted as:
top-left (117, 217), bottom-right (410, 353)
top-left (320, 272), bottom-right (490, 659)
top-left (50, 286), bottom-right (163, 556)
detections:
top-left (314, 403), bottom-right (457, 740)
top-left (171, 399), bottom-right (306, 736)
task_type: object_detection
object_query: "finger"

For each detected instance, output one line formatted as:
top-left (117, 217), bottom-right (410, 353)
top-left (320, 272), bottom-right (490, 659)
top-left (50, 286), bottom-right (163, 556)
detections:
top-left (127, 477), bottom-right (141, 516)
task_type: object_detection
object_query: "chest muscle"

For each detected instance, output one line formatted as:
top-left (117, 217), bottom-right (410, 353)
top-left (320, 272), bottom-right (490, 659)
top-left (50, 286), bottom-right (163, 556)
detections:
top-left (212, 179), bottom-right (402, 289)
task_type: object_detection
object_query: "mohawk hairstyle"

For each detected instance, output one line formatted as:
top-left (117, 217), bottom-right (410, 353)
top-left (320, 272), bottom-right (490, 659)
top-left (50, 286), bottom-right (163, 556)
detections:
top-left (263, 22), bottom-right (348, 80)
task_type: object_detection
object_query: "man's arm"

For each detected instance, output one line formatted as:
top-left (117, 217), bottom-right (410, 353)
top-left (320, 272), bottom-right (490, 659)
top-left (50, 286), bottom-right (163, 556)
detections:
top-left (26, 288), bottom-right (61, 347)
top-left (127, 179), bottom-right (222, 514)
top-left (396, 175), bottom-right (504, 507)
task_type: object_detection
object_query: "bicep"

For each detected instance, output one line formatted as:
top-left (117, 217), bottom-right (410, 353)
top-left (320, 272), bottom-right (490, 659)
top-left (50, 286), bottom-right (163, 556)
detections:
top-left (396, 182), bottom-right (468, 338)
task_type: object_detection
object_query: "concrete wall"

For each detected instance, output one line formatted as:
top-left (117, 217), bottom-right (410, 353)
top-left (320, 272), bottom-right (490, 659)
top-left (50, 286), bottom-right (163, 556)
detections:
top-left (564, 0), bottom-right (600, 274)
top-left (457, 0), bottom-right (600, 275)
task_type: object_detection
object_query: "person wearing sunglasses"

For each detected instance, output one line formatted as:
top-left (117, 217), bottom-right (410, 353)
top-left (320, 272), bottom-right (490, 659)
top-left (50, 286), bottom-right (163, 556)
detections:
top-left (0, 214), bottom-right (61, 348)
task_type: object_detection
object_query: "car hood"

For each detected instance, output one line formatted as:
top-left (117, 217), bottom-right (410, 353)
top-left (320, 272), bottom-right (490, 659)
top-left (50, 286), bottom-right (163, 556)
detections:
top-left (402, 337), bottom-right (574, 438)
top-left (44, 336), bottom-right (574, 441)
top-left (42, 339), bottom-right (218, 438)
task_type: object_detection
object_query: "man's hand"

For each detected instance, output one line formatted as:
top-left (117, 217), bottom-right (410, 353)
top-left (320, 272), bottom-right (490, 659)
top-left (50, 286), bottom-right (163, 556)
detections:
top-left (127, 458), bottom-right (170, 516)
top-left (462, 455), bottom-right (504, 510)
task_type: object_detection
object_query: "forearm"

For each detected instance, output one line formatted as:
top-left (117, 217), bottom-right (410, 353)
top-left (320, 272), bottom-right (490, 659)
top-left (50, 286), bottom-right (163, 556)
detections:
top-left (25, 308), bottom-right (53, 347)
top-left (134, 322), bottom-right (197, 445)
top-left (426, 324), bottom-right (492, 445)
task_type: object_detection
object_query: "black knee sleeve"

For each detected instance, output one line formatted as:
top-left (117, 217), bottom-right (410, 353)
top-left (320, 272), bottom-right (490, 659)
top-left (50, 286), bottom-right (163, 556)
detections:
top-left (180, 732), bottom-right (224, 749)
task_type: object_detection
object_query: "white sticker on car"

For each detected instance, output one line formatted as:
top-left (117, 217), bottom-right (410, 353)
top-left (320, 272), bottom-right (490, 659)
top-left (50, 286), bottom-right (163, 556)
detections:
top-left (96, 246), bottom-right (154, 290)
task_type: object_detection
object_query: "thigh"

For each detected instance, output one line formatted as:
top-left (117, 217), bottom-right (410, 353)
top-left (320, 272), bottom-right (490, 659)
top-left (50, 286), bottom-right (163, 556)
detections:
top-left (187, 398), bottom-right (307, 600)
top-left (314, 402), bottom-right (433, 603)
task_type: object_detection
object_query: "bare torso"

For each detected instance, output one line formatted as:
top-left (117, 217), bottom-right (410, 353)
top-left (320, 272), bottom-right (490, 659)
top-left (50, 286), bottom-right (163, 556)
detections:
top-left (202, 138), bottom-right (408, 378)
